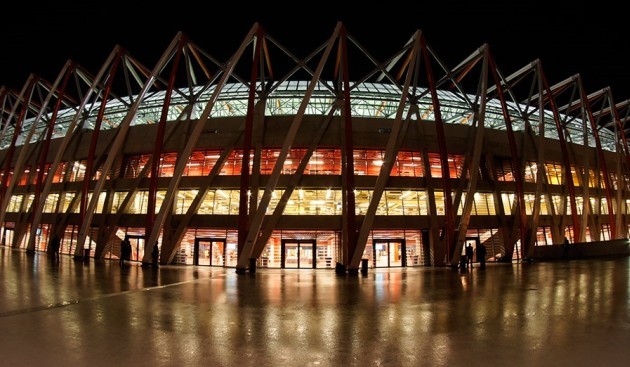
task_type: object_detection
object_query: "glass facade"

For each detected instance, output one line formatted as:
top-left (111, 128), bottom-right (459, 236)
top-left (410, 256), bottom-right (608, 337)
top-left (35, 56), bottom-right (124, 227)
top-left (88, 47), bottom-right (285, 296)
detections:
top-left (5, 141), bottom-right (624, 269)
top-left (1, 77), bottom-right (626, 269)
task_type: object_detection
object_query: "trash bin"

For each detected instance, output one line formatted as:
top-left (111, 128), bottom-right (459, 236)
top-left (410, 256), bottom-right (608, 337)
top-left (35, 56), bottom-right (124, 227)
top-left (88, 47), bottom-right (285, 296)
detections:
top-left (361, 258), bottom-right (368, 275)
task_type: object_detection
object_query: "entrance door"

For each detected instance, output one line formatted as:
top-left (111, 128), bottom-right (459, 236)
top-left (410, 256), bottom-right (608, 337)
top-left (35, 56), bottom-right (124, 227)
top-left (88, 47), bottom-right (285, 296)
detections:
top-left (2, 228), bottom-right (14, 247)
top-left (127, 235), bottom-right (145, 262)
top-left (281, 239), bottom-right (316, 269)
top-left (464, 236), bottom-right (481, 263)
top-left (194, 238), bottom-right (226, 266)
top-left (373, 239), bottom-right (406, 267)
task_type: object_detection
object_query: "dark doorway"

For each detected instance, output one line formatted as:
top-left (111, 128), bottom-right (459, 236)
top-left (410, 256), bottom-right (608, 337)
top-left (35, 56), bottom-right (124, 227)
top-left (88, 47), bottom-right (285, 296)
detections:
top-left (464, 236), bottom-right (481, 262)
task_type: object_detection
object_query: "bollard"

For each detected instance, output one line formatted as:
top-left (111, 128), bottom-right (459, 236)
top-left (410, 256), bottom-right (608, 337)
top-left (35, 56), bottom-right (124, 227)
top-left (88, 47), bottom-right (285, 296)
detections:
top-left (249, 258), bottom-right (257, 273)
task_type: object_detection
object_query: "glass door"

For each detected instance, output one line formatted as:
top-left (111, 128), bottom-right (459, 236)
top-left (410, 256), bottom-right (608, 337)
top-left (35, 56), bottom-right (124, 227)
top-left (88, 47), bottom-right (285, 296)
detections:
top-left (128, 235), bottom-right (145, 262)
top-left (299, 244), bottom-right (313, 268)
top-left (2, 228), bottom-right (14, 247)
top-left (194, 238), bottom-right (226, 266)
top-left (211, 240), bottom-right (225, 266)
top-left (281, 240), bottom-right (316, 269)
top-left (373, 239), bottom-right (406, 268)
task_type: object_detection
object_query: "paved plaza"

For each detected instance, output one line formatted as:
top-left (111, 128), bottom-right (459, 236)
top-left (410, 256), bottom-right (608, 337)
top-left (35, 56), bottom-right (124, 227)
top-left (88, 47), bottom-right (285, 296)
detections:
top-left (0, 248), bottom-right (629, 366)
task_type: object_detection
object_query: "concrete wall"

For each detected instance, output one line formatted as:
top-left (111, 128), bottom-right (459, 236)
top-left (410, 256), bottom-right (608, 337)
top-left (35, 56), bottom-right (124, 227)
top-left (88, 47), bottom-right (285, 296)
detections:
top-left (533, 239), bottom-right (630, 261)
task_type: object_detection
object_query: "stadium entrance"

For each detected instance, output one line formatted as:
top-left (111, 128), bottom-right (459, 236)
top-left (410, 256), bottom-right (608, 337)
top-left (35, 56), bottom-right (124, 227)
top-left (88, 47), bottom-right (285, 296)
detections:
top-left (2, 228), bottom-right (14, 247)
top-left (193, 238), bottom-right (226, 266)
top-left (127, 235), bottom-right (146, 262)
top-left (281, 239), bottom-right (317, 269)
top-left (373, 239), bottom-right (406, 267)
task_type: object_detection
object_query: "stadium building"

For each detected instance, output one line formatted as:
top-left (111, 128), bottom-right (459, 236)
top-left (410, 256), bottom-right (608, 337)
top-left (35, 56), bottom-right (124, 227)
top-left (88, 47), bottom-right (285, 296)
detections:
top-left (0, 23), bottom-right (628, 273)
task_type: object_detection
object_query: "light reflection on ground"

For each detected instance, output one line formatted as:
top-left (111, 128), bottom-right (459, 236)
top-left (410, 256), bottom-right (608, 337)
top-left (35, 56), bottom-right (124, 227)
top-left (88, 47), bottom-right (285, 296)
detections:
top-left (0, 248), bottom-right (628, 366)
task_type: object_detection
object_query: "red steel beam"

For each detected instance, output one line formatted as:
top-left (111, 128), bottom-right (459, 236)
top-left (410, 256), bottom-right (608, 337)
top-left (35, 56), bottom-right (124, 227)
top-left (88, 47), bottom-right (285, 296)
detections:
top-left (79, 55), bottom-right (122, 227)
top-left (31, 63), bottom-right (75, 229)
top-left (578, 78), bottom-right (616, 238)
top-left (237, 27), bottom-right (263, 260)
top-left (610, 96), bottom-right (630, 175)
top-left (420, 35), bottom-right (454, 262)
top-left (488, 55), bottom-right (528, 256)
top-left (0, 79), bottom-right (37, 209)
top-left (340, 26), bottom-right (358, 266)
top-left (147, 40), bottom-right (185, 242)
top-left (541, 72), bottom-right (580, 243)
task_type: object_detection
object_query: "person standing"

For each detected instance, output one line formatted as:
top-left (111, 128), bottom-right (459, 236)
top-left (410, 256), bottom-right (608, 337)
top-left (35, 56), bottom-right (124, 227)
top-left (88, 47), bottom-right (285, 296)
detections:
top-left (465, 243), bottom-right (474, 268)
top-left (120, 236), bottom-right (131, 266)
top-left (50, 235), bottom-right (61, 263)
top-left (476, 244), bottom-right (487, 269)
top-left (563, 237), bottom-right (570, 260)
top-left (459, 253), bottom-right (468, 271)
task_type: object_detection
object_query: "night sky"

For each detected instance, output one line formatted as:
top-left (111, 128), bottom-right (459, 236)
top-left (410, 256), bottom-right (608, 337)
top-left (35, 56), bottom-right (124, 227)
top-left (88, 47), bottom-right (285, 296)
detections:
top-left (1, 1), bottom-right (628, 102)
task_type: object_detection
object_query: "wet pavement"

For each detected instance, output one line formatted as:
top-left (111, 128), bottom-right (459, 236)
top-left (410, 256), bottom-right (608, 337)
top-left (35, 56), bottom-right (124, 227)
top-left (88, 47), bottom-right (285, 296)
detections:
top-left (0, 247), bottom-right (629, 367)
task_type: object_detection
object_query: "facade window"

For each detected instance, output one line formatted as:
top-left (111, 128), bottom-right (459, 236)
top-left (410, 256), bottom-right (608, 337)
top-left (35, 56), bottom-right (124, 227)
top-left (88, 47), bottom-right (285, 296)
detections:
top-left (119, 149), bottom-right (469, 179)
top-left (601, 224), bottom-right (611, 240)
top-left (78, 192), bottom-right (108, 214)
top-left (550, 195), bottom-right (563, 214)
top-left (534, 226), bottom-right (553, 246)
top-left (545, 162), bottom-right (562, 185)
top-left (458, 192), bottom-right (496, 215)
top-left (540, 196), bottom-right (551, 215)
top-left (433, 191), bottom-right (445, 215)
top-left (184, 149), bottom-right (257, 176)
top-left (570, 166), bottom-right (580, 186)
top-left (110, 191), bottom-right (128, 213)
top-left (212, 189), bottom-right (241, 215)
top-left (599, 172), bottom-right (609, 189)
top-left (495, 158), bottom-right (515, 182)
top-left (58, 193), bottom-right (75, 213)
top-left (43, 193), bottom-right (59, 213)
top-left (119, 191), bottom-right (166, 214)
top-left (523, 161), bottom-right (538, 183)
top-left (501, 193), bottom-right (514, 215)
top-left (158, 152), bottom-right (178, 177)
top-left (400, 190), bottom-right (422, 215)
top-left (196, 191), bottom-right (216, 215)
top-left (174, 190), bottom-right (198, 214)
top-left (18, 165), bottom-right (32, 186)
top-left (609, 172), bottom-right (618, 190)
top-left (395, 151), bottom-right (424, 177)
top-left (423, 153), bottom-right (464, 178)
top-left (123, 154), bottom-right (150, 178)
top-left (7, 195), bottom-right (23, 212)
top-left (524, 194), bottom-right (536, 215)
top-left (600, 197), bottom-right (610, 215)
top-left (474, 193), bottom-right (495, 215)
top-left (52, 162), bottom-right (67, 183)
top-left (126, 191), bottom-right (148, 214)
top-left (23, 195), bottom-right (35, 213)
top-left (572, 196), bottom-right (583, 215)
top-left (68, 160), bottom-right (87, 182)
top-left (216, 151), bottom-right (246, 175)
top-left (185, 151), bottom-right (208, 176)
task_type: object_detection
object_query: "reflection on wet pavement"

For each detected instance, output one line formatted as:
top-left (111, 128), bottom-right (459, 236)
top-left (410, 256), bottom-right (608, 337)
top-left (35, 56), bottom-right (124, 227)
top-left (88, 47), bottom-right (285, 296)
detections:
top-left (0, 248), bottom-right (629, 366)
